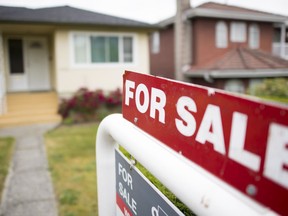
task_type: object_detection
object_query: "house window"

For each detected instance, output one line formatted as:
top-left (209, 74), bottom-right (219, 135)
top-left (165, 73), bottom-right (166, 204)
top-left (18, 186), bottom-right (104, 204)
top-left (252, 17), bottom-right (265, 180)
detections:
top-left (215, 21), bottom-right (228, 48)
top-left (249, 24), bottom-right (260, 49)
top-left (224, 79), bottom-right (245, 93)
top-left (151, 31), bottom-right (160, 54)
top-left (8, 39), bottom-right (24, 74)
top-left (230, 22), bottom-right (246, 42)
top-left (74, 35), bottom-right (89, 63)
top-left (73, 33), bottom-right (134, 64)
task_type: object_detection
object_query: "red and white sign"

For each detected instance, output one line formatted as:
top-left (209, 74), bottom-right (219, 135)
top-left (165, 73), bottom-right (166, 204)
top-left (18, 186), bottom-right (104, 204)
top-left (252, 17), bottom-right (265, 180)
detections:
top-left (122, 71), bottom-right (288, 216)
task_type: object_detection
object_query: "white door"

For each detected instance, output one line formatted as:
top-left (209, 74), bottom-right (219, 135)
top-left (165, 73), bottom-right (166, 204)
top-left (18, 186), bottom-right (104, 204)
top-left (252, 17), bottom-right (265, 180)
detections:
top-left (7, 37), bottom-right (51, 92)
top-left (7, 38), bottom-right (28, 91)
top-left (25, 38), bottom-right (51, 91)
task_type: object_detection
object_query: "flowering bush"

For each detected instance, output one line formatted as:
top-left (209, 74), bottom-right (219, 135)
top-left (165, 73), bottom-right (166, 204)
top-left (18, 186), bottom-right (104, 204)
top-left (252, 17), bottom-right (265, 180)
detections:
top-left (58, 88), bottom-right (122, 123)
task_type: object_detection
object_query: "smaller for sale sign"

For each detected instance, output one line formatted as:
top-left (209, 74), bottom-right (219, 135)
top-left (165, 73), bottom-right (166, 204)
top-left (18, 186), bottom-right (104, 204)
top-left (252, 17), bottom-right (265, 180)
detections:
top-left (115, 150), bottom-right (185, 216)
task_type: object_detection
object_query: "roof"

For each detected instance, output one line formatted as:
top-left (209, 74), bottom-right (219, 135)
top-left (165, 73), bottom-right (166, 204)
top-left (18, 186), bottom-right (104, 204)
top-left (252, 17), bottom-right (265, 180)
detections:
top-left (159, 2), bottom-right (287, 27)
top-left (0, 5), bottom-right (153, 28)
top-left (184, 48), bottom-right (288, 78)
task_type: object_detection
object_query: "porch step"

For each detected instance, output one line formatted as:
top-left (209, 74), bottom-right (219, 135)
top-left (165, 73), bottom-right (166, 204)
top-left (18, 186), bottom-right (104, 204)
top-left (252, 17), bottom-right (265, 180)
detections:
top-left (0, 92), bottom-right (62, 128)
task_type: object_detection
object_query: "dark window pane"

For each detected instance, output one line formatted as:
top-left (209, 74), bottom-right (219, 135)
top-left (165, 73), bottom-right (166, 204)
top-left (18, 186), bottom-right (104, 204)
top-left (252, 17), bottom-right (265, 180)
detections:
top-left (109, 37), bottom-right (119, 62)
top-left (123, 37), bottom-right (133, 62)
top-left (91, 36), bottom-right (105, 62)
top-left (8, 39), bottom-right (24, 74)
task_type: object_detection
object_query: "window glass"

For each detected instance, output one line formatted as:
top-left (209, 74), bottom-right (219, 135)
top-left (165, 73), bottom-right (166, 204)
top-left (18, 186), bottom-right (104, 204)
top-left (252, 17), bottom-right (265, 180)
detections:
top-left (224, 79), bottom-right (245, 93)
top-left (123, 36), bottom-right (133, 62)
top-left (74, 33), bottom-right (133, 64)
top-left (8, 39), bottom-right (24, 74)
top-left (215, 21), bottom-right (228, 48)
top-left (249, 24), bottom-right (260, 49)
top-left (230, 22), bottom-right (247, 42)
top-left (74, 35), bottom-right (88, 63)
top-left (109, 37), bottom-right (119, 62)
top-left (91, 36), bottom-right (105, 62)
top-left (151, 31), bottom-right (160, 54)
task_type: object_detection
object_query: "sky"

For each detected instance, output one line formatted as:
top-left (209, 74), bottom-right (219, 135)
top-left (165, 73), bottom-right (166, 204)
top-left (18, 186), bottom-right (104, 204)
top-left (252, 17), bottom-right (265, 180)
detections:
top-left (0, 0), bottom-right (287, 24)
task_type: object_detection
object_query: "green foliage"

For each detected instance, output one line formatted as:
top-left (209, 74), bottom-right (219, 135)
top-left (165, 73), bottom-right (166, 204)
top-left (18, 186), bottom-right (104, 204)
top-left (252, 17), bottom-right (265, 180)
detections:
top-left (60, 189), bottom-right (80, 205)
top-left (252, 78), bottom-right (288, 97)
top-left (0, 137), bottom-right (14, 201)
top-left (58, 88), bottom-right (122, 124)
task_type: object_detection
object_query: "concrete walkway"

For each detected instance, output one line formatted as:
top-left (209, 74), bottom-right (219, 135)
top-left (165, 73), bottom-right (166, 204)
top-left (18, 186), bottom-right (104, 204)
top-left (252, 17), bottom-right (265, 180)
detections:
top-left (0, 123), bottom-right (58, 216)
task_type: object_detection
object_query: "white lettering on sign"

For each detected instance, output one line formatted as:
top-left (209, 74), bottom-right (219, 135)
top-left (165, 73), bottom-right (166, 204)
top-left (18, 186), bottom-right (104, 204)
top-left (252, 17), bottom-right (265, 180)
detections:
top-left (125, 80), bottom-right (166, 124)
top-left (264, 123), bottom-right (288, 189)
top-left (195, 104), bottom-right (225, 155)
top-left (124, 78), bottom-right (288, 189)
top-left (118, 163), bottom-right (137, 215)
top-left (228, 112), bottom-right (261, 172)
top-left (175, 96), bottom-right (197, 137)
top-left (119, 163), bottom-right (133, 190)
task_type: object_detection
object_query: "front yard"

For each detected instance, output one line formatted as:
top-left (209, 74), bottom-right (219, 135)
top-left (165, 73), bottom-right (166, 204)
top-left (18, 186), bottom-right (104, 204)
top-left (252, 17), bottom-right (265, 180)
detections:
top-left (45, 123), bottom-right (99, 216)
top-left (0, 137), bottom-right (14, 202)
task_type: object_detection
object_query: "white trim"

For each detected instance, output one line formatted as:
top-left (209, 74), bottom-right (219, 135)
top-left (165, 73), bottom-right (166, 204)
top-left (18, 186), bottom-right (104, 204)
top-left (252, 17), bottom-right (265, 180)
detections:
top-left (184, 69), bottom-right (288, 78)
top-left (70, 31), bottom-right (138, 68)
top-left (159, 7), bottom-right (287, 27)
top-left (0, 32), bottom-right (6, 115)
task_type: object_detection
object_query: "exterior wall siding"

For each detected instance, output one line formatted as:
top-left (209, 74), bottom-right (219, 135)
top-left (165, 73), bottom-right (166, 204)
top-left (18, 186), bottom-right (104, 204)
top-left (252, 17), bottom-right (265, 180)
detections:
top-left (193, 18), bottom-right (273, 67)
top-left (150, 26), bottom-right (175, 79)
top-left (54, 29), bottom-right (150, 95)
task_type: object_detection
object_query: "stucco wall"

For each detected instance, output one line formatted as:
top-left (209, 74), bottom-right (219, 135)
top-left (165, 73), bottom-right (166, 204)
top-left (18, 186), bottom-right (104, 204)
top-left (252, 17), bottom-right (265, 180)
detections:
top-left (54, 29), bottom-right (150, 95)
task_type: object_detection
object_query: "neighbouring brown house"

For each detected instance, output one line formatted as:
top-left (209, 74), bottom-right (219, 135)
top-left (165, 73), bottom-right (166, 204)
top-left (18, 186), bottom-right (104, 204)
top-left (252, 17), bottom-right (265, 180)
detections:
top-left (150, 1), bottom-right (288, 94)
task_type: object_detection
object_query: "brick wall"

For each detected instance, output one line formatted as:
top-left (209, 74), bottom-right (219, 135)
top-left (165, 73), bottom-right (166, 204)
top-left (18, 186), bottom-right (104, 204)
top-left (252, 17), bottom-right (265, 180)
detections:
top-left (193, 18), bottom-right (273, 67)
top-left (150, 25), bottom-right (175, 79)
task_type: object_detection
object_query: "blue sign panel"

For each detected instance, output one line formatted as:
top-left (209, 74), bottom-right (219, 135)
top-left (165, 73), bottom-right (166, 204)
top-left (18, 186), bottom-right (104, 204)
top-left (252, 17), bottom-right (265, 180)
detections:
top-left (115, 150), bottom-right (185, 216)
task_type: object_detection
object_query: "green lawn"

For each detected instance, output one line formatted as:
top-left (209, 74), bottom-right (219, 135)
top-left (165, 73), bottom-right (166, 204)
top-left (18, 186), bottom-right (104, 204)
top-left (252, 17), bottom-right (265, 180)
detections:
top-left (45, 122), bottom-right (195, 216)
top-left (45, 123), bottom-right (99, 216)
top-left (0, 137), bottom-right (14, 202)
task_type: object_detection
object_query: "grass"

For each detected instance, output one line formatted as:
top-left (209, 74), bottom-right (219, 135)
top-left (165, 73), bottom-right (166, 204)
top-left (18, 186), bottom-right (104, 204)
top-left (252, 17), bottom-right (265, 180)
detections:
top-left (45, 122), bottom-right (195, 216)
top-left (45, 123), bottom-right (99, 216)
top-left (0, 137), bottom-right (14, 202)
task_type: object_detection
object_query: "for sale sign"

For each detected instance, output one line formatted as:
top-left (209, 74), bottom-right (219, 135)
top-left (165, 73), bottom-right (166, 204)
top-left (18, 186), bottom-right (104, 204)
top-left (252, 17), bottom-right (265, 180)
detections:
top-left (115, 150), bottom-right (185, 216)
top-left (122, 71), bottom-right (288, 216)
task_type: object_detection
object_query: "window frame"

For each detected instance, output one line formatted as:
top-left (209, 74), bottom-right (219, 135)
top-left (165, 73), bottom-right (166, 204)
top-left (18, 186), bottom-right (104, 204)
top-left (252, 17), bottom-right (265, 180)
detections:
top-left (151, 31), bottom-right (160, 54)
top-left (70, 31), bottom-right (136, 67)
top-left (249, 23), bottom-right (260, 49)
top-left (230, 22), bottom-right (247, 43)
top-left (215, 21), bottom-right (228, 48)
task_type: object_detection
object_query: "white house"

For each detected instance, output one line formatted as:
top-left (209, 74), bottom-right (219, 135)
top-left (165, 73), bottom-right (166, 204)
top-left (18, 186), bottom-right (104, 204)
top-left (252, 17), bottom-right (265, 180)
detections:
top-left (0, 5), bottom-right (154, 127)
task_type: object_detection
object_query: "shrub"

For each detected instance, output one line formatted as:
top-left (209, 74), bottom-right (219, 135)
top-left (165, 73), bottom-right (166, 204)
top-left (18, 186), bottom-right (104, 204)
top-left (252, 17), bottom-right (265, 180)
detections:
top-left (251, 78), bottom-right (288, 97)
top-left (58, 88), bottom-right (122, 123)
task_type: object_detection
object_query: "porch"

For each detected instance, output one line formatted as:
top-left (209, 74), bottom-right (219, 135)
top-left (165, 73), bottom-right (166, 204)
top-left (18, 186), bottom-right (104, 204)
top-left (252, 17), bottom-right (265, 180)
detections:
top-left (0, 92), bottom-right (62, 128)
top-left (272, 42), bottom-right (288, 60)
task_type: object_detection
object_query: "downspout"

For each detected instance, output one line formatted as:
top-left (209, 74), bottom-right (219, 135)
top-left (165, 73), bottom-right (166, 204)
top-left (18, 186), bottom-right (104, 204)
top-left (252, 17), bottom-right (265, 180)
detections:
top-left (175, 0), bottom-right (192, 81)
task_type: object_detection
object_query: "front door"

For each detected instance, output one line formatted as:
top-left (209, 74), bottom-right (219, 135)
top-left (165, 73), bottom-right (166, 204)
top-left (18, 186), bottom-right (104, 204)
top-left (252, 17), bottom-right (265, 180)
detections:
top-left (7, 37), bottom-right (51, 92)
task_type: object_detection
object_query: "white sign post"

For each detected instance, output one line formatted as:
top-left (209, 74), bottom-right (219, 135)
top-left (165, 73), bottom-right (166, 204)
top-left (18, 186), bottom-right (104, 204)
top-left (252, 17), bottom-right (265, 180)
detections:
top-left (96, 114), bottom-right (278, 216)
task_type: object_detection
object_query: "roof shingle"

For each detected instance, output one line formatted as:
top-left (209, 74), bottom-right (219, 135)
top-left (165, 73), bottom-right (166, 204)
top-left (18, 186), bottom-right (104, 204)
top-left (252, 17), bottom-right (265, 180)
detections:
top-left (188, 48), bottom-right (288, 72)
top-left (0, 5), bottom-right (153, 28)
